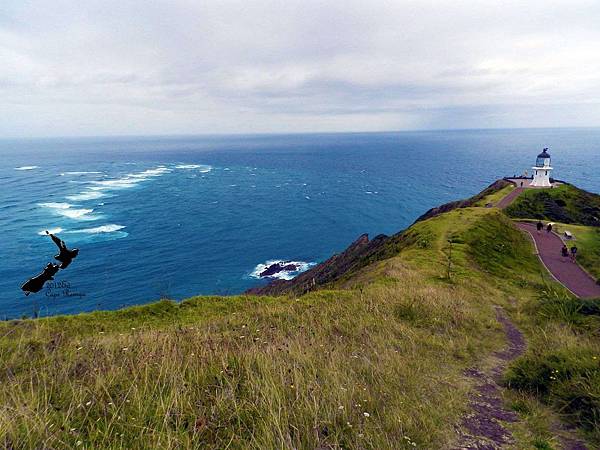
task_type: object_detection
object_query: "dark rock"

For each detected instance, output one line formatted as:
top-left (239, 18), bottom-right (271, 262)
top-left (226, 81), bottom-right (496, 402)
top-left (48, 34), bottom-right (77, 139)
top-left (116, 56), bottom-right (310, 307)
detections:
top-left (259, 262), bottom-right (299, 278)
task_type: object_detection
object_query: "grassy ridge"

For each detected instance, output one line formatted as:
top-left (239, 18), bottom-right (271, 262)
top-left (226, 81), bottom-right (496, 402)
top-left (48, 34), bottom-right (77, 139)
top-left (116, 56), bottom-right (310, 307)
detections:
top-left (0, 188), bottom-right (597, 448)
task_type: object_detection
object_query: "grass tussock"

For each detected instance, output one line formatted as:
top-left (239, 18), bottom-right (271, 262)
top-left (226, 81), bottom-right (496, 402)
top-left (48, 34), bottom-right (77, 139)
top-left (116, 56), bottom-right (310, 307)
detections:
top-left (505, 290), bottom-right (600, 445)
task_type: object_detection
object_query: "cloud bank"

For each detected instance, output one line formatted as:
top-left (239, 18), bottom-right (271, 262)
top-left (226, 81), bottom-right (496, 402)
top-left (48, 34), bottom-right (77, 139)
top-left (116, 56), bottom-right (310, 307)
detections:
top-left (1, 0), bottom-right (600, 137)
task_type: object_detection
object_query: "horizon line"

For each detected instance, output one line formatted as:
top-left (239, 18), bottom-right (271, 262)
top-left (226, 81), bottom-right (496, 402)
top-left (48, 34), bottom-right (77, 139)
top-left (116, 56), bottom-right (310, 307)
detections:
top-left (2, 125), bottom-right (600, 142)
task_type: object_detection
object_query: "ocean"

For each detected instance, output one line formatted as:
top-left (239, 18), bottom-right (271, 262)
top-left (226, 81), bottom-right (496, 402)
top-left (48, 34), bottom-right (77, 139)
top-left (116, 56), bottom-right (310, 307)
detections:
top-left (1, 128), bottom-right (599, 319)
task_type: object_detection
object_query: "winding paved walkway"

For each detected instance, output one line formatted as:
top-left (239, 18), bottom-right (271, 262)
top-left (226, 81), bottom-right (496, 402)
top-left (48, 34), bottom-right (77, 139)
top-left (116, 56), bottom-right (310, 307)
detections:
top-left (517, 222), bottom-right (600, 298)
top-left (496, 187), bottom-right (524, 209)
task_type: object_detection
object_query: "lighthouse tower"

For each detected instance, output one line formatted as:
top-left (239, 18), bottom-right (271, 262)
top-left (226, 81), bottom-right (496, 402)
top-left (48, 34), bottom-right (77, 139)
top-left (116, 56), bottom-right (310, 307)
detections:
top-left (530, 148), bottom-right (553, 187)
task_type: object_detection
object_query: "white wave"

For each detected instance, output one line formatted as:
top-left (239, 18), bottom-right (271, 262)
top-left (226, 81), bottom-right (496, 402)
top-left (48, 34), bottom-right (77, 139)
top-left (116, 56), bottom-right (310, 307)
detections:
top-left (15, 166), bottom-right (38, 170)
top-left (38, 202), bottom-right (97, 220)
top-left (176, 164), bottom-right (201, 169)
top-left (66, 190), bottom-right (106, 201)
top-left (61, 171), bottom-right (103, 175)
top-left (68, 224), bottom-right (125, 234)
top-left (250, 260), bottom-right (315, 281)
top-left (38, 202), bottom-right (73, 209)
top-left (37, 227), bottom-right (64, 236)
top-left (129, 166), bottom-right (171, 178)
top-left (89, 179), bottom-right (139, 190)
top-left (176, 164), bottom-right (212, 172)
top-left (59, 208), bottom-right (96, 220)
top-left (87, 165), bottom-right (172, 192)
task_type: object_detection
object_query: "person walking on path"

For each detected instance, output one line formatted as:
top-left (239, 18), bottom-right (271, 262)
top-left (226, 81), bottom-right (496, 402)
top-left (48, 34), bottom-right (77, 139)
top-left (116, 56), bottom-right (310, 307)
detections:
top-left (536, 221), bottom-right (544, 234)
top-left (546, 223), bottom-right (553, 234)
top-left (570, 245), bottom-right (578, 263)
top-left (561, 245), bottom-right (569, 261)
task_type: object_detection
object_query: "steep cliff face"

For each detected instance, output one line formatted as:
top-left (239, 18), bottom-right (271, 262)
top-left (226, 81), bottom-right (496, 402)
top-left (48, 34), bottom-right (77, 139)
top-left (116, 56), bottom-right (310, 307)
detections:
top-left (246, 233), bottom-right (392, 295)
top-left (247, 180), bottom-right (511, 296)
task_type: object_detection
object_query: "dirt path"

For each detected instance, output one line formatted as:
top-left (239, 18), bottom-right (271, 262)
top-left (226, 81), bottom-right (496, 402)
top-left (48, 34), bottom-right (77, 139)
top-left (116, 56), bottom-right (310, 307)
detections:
top-left (517, 222), bottom-right (600, 298)
top-left (496, 187), bottom-right (523, 209)
top-left (454, 307), bottom-right (589, 450)
top-left (453, 307), bottom-right (525, 449)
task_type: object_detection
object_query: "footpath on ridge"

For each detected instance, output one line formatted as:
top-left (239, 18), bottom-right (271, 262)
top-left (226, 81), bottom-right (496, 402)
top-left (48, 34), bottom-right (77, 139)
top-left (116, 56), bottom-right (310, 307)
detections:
top-left (517, 222), bottom-right (600, 298)
top-left (496, 187), bottom-right (524, 209)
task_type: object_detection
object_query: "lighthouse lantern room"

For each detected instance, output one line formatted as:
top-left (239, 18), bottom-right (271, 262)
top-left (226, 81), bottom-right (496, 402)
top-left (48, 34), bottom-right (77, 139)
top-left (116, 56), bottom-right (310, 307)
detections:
top-left (530, 148), bottom-right (553, 187)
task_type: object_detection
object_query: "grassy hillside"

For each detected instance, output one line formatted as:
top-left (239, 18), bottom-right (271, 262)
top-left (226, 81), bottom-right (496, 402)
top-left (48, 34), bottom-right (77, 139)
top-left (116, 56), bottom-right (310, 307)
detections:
top-left (506, 184), bottom-right (600, 226)
top-left (0, 187), bottom-right (597, 448)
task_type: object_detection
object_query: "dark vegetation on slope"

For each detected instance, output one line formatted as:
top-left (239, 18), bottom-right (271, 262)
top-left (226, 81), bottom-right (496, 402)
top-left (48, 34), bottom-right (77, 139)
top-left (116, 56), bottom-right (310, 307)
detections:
top-left (506, 291), bottom-right (600, 442)
top-left (249, 179), bottom-right (511, 296)
top-left (505, 184), bottom-right (600, 226)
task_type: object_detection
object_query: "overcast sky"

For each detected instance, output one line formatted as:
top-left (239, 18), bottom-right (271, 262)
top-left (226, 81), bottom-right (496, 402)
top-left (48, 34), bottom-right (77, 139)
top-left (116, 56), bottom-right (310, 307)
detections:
top-left (1, 0), bottom-right (600, 137)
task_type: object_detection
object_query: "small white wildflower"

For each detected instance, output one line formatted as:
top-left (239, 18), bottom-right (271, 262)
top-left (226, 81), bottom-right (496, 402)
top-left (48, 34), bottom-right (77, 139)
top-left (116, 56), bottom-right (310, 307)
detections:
top-left (122, 347), bottom-right (128, 351)
top-left (363, 412), bottom-right (370, 418)
top-left (338, 406), bottom-right (344, 410)
top-left (85, 401), bottom-right (92, 406)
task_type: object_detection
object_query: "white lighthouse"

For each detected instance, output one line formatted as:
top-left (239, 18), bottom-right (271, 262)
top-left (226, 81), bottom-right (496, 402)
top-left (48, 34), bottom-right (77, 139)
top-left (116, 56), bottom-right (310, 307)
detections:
top-left (530, 148), bottom-right (553, 187)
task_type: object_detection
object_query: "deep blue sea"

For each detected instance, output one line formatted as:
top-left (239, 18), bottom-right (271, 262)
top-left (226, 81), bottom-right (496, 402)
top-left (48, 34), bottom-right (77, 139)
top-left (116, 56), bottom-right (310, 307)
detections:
top-left (1, 128), bottom-right (599, 319)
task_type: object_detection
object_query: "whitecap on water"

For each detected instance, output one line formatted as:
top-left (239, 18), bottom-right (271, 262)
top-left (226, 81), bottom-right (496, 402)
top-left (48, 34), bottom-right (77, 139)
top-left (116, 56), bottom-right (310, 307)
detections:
top-left (61, 171), bottom-right (103, 176)
top-left (250, 260), bottom-right (315, 281)
top-left (15, 166), bottom-right (39, 170)
top-left (66, 190), bottom-right (106, 201)
top-left (38, 202), bottom-right (98, 221)
top-left (67, 224), bottom-right (125, 234)
top-left (37, 227), bottom-right (64, 236)
top-left (64, 224), bottom-right (128, 242)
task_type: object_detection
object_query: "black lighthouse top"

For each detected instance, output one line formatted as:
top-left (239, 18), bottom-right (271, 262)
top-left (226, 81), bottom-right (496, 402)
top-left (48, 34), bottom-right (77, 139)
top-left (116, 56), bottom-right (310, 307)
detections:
top-left (536, 148), bottom-right (551, 167)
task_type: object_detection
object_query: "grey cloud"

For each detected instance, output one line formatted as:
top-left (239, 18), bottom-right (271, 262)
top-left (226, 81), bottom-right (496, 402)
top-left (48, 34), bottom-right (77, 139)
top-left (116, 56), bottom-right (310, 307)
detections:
top-left (1, 0), bottom-right (600, 137)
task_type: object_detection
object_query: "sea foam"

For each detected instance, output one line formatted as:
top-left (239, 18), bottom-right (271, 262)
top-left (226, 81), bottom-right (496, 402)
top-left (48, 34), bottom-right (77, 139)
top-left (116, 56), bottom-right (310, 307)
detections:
top-left (15, 166), bottom-right (39, 170)
top-left (37, 227), bottom-right (64, 236)
top-left (66, 191), bottom-right (106, 201)
top-left (61, 171), bottom-right (103, 175)
top-left (250, 260), bottom-right (315, 281)
top-left (175, 164), bottom-right (212, 172)
top-left (68, 224), bottom-right (125, 234)
top-left (38, 202), bottom-right (97, 220)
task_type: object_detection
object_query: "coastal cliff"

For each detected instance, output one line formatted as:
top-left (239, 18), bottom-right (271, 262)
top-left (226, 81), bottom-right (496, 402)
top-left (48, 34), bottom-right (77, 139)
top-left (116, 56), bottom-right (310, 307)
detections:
top-left (248, 179), bottom-right (512, 296)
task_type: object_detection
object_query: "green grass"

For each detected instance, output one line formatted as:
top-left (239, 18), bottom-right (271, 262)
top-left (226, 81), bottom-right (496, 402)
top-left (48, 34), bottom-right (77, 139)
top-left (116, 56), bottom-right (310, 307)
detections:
top-left (505, 184), bottom-right (600, 226)
top-left (0, 185), bottom-right (596, 448)
top-left (505, 290), bottom-right (600, 443)
top-left (0, 276), bottom-right (503, 448)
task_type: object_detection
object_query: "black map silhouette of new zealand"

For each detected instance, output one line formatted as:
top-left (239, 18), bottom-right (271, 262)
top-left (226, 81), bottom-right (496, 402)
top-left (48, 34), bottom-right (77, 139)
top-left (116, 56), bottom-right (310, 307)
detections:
top-left (21, 232), bottom-right (80, 296)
